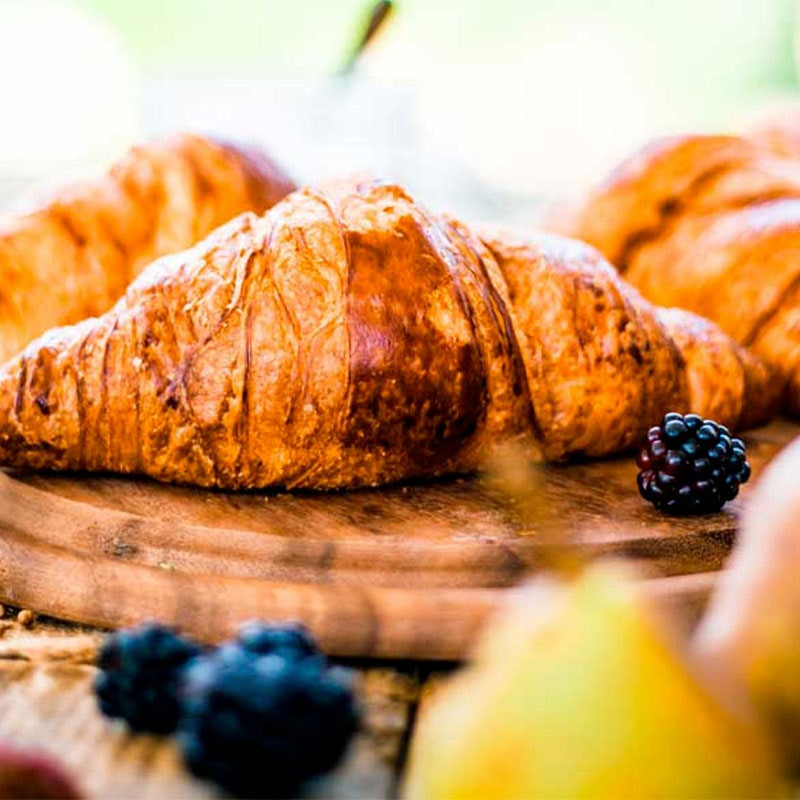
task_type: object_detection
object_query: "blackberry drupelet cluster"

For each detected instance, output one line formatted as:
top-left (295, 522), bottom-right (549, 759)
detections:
top-left (94, 621), bottom-right (360, 798)
top-left (177, 623), bottom-right (359, 798)
top-left (235, 620), bottom-right (322, 661)
top-left (95, 623), bottom-right (203, 733)
top-left (636, 412), bottom-right (751, 515)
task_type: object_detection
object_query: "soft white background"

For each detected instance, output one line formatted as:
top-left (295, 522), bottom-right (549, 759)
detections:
top-left (1, 0), bottom-right (797, 223)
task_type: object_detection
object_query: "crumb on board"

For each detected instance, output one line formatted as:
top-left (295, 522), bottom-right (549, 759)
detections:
top-left (16, 609), bottom-right (35, 628)
top-left (0, 606), bottom-right (37, 629)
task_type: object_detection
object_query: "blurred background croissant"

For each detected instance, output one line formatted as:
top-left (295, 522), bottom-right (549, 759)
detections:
top-left (1, 0), bottom-right (797, 222)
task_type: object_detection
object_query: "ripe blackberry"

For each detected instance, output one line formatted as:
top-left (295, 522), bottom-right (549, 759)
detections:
top-left (235, 621), bottom-right (322, 662)
top-left (177, 640), bottom-right (359, 798)
top-left (636, 412), bottom-right (751, 515)
top-left (94, 622), bottom-right (203, 733)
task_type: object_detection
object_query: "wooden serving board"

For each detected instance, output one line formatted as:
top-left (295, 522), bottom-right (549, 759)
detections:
top-left (0, 419), bottom-right (797, 660)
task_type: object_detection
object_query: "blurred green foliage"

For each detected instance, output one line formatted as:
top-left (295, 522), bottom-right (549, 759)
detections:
top-left (78, 0), bottom-right (368, 72)
top-left (79, 0), bottom-right (797, 93)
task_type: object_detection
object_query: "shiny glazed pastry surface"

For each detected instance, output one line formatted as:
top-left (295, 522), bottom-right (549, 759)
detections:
top-left (0, 133), bottom-right (295, 362)
top-left (563, 134), bottom-right (800, 413)
top-left (0, 180), bottom-right (776, 489)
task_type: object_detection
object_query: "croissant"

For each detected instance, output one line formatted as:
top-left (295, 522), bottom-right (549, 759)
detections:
top-left (561, 134), bottom-right (800, 413)
top-left (749, 107), bottom-right (800, 160)
top-left (0, 133), bottom-right (295, 363)
top-left (0, 180), bottom-right (775, 489)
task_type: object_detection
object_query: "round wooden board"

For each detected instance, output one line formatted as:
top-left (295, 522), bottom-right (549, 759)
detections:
top-left (0, 419), bottom-right (796, 659)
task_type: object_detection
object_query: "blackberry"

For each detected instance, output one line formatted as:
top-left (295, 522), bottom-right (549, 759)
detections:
top-left (235, 621), bottom-right (321, 662)
top-left (177, 640), bottom-right (359, 798)
top-left (94, 622), bottom-right (203, 733)
top-left (636, 412), bottom-right (751, 515)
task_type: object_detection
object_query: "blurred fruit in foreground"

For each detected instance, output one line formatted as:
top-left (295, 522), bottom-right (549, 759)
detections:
top-left (178, 634), bottom-right (359, 798)
top-left (404, 563), bottom-right (783, 799)
top-left (0, 743), bottom-right (82, 799)
top-left (696, 435), bottom-right (800, 768)
top-left (95, 623), bottom-right (204, 734)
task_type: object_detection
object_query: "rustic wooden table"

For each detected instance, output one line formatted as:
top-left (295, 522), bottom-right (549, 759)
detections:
top-left (0, 593), bottom-right (714, 799)
top-left (0, 617), bottom-right (426, 799)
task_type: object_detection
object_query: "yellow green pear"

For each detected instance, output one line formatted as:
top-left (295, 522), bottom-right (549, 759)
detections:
top-left (404, 563), bottom-right (784, 799)
top-left (696, 435), bottom-right (800, 766)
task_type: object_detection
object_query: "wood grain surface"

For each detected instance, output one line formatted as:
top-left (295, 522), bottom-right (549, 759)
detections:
top-left (0, 419), bottom-right (796, 660)
top-left (0, 621), bottom-right (420, 800)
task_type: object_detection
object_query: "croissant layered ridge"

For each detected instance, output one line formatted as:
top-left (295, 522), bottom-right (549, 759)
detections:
top-left (478, 227), bottom-right (776, 457)
top-left (562, 134), bottom-right (800, 412)
top-left (0, 133), bottom-right (295, 363)
top-left (0, 181), bottom-right (776, 489)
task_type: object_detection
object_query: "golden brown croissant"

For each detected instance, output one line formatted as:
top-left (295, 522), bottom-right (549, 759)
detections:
top-left (0, 133), bottom-right (295, 363)
top-left (749, 107), bottom-right (800, 160)
top-left (0, 180), bottom-right (776, 489)
top-left (561, 134), bottom-right (800, 413)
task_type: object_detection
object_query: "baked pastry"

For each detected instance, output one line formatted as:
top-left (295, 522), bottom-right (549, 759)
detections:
top-left (0, 133), bottom-right (295, 363)
top-left (479, 225), bottom-right (774, 458)
top-left (0, 180), bottom-right (776, 489)
top-left (561, 134), bottom-right (800, 413)
top-left (749, 107), bottom-right (800, 160)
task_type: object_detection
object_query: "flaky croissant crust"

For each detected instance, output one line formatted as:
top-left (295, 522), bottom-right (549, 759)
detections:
top-left (564, 134), bottom-right (800, 413)
top-left (0, 133), bottom-right (295, 363)
top-left (0, 180), bottom-right (777, 489)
